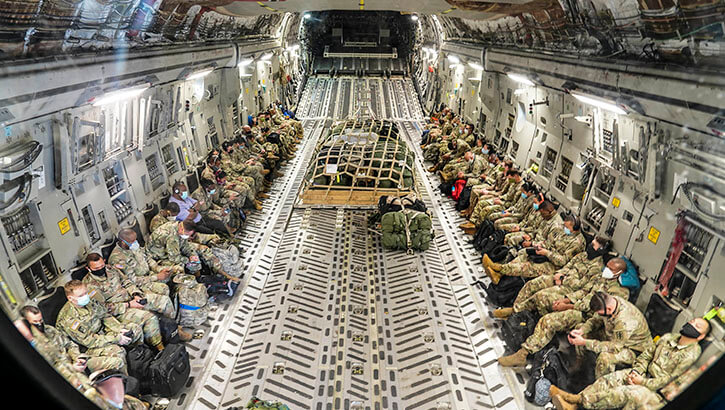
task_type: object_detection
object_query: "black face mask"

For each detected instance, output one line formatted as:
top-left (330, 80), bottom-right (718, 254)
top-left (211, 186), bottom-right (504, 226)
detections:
top-left (33, 321), bottom-right (45, 333)
top-left (680, 323), bottom-right (701, 339)
top-left (90, 266), bottom-right (107, 277)
top-left (586, 243), bottom-right (606, 260)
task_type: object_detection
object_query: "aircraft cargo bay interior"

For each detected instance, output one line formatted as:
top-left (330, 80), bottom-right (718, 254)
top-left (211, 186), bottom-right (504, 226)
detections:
top-left (0, 2), bottom-right (724, 410)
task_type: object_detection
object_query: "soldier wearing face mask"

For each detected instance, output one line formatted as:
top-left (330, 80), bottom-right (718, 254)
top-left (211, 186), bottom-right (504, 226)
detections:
top-left (89, 369), bottom-right (147, 410)
top-left (57, 280), bottom-right (141, 375)
top-left (551, 316), bottom-right (709, 410)
top-left (567, 291), bottom-right (653, 380)
top-left (15, 305), bottom-right (126, 387)
top-left (498, 258), bottom-right (633, 368)
top-left (82, 253), bottom-right (169, 351)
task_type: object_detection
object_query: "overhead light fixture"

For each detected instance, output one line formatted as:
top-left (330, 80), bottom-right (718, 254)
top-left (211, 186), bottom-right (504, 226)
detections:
top-left (186, 67), bottom-right (214, 81)
top-left (507, 72), bottom-right (536, 86)
top-left (91, 83), bottom-right (150, 106)
top-left (570, 90), bottom-right (628, 115)
top-left (238, 58), bottom-right (254, 67)
top-left (468, 62), bottom-right (483, 71)
top-left (447, 54), bottom-right (460, 64)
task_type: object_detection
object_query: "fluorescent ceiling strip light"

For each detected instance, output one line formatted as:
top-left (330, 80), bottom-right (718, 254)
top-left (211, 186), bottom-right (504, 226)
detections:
top-left (507, 73), bottom-right (535, 86)
top-left (468, 62), bottom-right (483, 71)
top-left (447, 54), bottom-right (460, 64)
top-left (187, 68), bottom-right (214, 80)
top-left (92, 83), bottom-right (150, 106)
top-left (570, 90), bottom-right (627, 115)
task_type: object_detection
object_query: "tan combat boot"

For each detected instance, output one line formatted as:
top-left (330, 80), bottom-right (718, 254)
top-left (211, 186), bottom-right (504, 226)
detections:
top-left (459, 221), bottom-right (475, 230)
top-left (177, 326), bottom-right (192, 342)
top-left (552, 395), bottom-right (580, 410)
top-left (485, 264), bottom-right (502, 284)
top-left (482, 254), bottom-right (494, 268)
top-left (498, 347), bottom-right (528, 367)
top-left (257, 192), bottom-right (270, 199)
top-left (493, 307), bottom-right (514, 319)
top-left (427, 165), bottom-right (437, 173)
top-left (254, 200), bottom-right (263, 211)
top-left (550, 386), bottom-right (582, 404)
top-left (261, 169), bottom-right (271, 175)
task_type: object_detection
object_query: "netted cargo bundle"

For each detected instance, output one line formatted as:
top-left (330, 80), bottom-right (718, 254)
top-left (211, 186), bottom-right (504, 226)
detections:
top-left (300, 118), bottom-right (418, 206)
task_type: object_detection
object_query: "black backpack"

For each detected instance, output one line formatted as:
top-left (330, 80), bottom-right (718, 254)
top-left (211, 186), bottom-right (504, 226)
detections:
top-left (488, 244), bottom-right (510, 263)
top-left (524, 347), bottom-right (570, 405)
top-left (455, 186), bottom-right (473, 211)
top-left (438, 180), bottom-right (454, 196)
top-left (501, 310), bottom-right (539, 351)
top-left (126, 344), bottom-right (155, 382)
top-left (472, 220), bottom-right (495, 251)
top-left (483, 275), bottom-right (525, 307)
top-left (144, 343), bottom-right (191, 397)
top-left (158, 316), bottom-right (180, 345)
top-left (481, 230), bottom-right (505, 255)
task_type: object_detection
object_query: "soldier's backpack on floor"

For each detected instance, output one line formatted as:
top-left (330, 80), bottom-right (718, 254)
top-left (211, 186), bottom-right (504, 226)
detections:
top-left (144, 343), bottom-right (190, 397)
top-left (455, 186), bottom-right (472, 211)
top-left (175, 274), bottom-right (211, 328)
top-left (126, 344), bottom-right (155, 381)
top-left (438, 180), bottom-right (454, 196)
top-left (245, 396), bottom-right (291, 410)
top-left (472, 220), bottom-right (495, 251)
top-left (501, 310), bottom-right (539, 351)
top-left (524, 347), bottom-right (570, 405)
top-left (644, 292), bottom-right (681, 337)
top-left (451, 179), bottom-right (466, 201)
top-left (480, 230), bottom-right (505, 256)
top-left (483, 275), bottom-right (525, 307)
top-left (159, 316), bottom-right (180, 345)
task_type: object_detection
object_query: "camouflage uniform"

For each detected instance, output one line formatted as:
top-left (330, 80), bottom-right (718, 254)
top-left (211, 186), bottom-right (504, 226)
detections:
top-left (203, 164), bottom-right (255, 206)
top-left (220, 150), bottom-right (260, 193)
top-left (56, 298), bottom-right (139, 375)
top-left (580, 332), bottom-right (699, 409)
top-left (174, 274), bottom-right (210, 328)
top-left (231, 146), bottom-right (266, 190)
top-left (83, 267), bottom-right (168, 345)
top-left (504, 208), bottom-right (543, 246)
top-left (513, 252), bottom-right (604, 313)
top-left (191, 186), bottom-right (231, 226)
top-left (490, 193), bottom-right (528, 225)
top-left (29, 324), bottom-right (123, 388)
top-left (147, 221), bottom-right (225, 276)
top-left (470, 179), bottom-right (522, 226)
top-left (108, 245), bottom-right (174, 295)
top-left (149, 214), bottom-right (173, 233)
top-left (520, 279), bottom-right (630, 355)
top-left (498, 215), bottom-right (582, 279)
top-left (578, 295), bottom-right (654, 378)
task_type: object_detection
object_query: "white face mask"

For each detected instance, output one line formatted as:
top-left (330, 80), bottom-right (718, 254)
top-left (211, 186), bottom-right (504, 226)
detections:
top-left (601, 267), bottom-right (616, 279)
top-left (180, 234), bottom-right (190, 240)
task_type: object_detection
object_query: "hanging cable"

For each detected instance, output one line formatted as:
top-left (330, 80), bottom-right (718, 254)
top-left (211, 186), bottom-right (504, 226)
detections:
top-left (0, 142), bottom-right (42, 174)
top-left (671, 182), bottom-right (725, 220)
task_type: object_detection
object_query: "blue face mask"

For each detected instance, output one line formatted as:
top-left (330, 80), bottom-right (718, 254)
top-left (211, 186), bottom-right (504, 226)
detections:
top-left (533, 203), bottom-right (540, 211)
top-left (181, 191), bottom-right (189, 200)
top-left (208, 189), bottom-right (216, 195)
top-left (521, 193), bottom-right (528, 199)
top-left (482, 148), bottom-right (489, 155)
top-left (122, 238), bottom-right (140, 251)
top-left (564, 227), bottom-right (572, 236)
top-left (77, 294), bottom-right (90, 307)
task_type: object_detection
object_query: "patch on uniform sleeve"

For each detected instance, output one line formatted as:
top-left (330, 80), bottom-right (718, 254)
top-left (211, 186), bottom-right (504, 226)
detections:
top-left (114, 264), bottom-right (124, 270)
top-left (70, 320), bottom-right (81, 331)
top-left (89, 289), bottom-right (97, 297)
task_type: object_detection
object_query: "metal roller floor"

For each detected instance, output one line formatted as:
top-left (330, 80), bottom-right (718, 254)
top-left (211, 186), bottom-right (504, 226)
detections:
top-left (172, 77), bottom-right (525, 410)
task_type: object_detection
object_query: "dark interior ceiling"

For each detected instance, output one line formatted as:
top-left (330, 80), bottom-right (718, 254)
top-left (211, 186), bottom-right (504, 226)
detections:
top-left (0, 0), bottom-right (722, 66)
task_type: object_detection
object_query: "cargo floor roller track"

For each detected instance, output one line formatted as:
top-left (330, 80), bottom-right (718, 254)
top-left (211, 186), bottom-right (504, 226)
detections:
top-left (174, 78), bottom-right (525, 410)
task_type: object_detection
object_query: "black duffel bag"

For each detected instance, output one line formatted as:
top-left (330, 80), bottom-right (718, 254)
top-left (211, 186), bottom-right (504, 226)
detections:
top-left (126, 344), bottom-right (155, 381)
top-left (524, 347), bottom-right (570, 405)
top-left (144, 343), bottom-right (191, 397)
top-left (159, 316), bottom-right (180, 345)
top-left (501, 310), bottom-right (539, 351)
top-left (472, 220), bottom-right (495, 251)
top-left (455, 186), bottom-right (473, 211)
top-left (482, 275), bottom-right (525, 307)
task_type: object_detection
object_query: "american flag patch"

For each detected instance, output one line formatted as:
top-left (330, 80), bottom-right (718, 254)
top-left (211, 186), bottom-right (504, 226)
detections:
top-left (70, 320), bottom-right (81, 331)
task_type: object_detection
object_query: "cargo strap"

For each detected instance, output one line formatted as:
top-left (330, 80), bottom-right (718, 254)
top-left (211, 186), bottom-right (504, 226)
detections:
top-left (179, 304), bottom-right (201, 311)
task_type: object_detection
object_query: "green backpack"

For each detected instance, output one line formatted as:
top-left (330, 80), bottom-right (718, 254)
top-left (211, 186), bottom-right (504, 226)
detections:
top-left (245, 396), bottom-right (290, 410)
